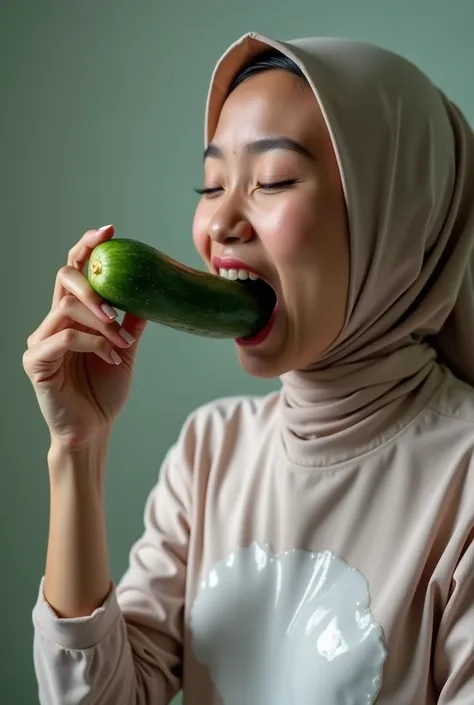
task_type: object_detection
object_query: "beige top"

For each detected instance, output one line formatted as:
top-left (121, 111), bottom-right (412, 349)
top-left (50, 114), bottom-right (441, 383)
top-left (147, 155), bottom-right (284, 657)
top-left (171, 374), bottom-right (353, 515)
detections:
top-left (32, 32), bottom-right (474, 704)
top-left (33, 365), bottom-right (474, 704)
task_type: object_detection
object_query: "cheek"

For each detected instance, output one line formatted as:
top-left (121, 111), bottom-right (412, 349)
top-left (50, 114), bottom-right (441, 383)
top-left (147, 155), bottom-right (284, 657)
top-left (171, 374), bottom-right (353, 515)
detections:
top-left (259, 188), bottom-right (348, 271)
top-left (258, 197), bottom-right (323, 264)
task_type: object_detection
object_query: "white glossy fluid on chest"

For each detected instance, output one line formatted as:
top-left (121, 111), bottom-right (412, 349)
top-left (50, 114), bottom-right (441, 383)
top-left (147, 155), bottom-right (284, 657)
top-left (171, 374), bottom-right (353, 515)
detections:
top-left (190, 542), bottom-right (386, 704)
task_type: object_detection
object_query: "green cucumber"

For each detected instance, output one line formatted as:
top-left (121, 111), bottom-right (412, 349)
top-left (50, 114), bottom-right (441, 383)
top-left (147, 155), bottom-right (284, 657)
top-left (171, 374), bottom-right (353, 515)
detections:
top-left (87, 238), bottom-right (273, 339)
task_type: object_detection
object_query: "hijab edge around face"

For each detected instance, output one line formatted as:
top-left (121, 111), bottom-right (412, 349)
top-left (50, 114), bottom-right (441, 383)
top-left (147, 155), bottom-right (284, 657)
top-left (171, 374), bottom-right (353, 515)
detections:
top-left (203, 31), bottom-right (474, 393)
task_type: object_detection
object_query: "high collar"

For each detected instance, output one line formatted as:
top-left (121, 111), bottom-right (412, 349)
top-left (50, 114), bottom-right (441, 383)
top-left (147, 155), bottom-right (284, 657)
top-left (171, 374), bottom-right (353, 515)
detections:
top-left (278, 341), bottom-right (445, 467)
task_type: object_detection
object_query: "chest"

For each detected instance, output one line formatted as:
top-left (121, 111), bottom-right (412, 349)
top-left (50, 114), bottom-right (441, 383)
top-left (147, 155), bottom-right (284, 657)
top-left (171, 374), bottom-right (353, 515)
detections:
top-left (184, 466), bottom-right (446, 704)
top-left (189, 542), bottom-right (388, 705)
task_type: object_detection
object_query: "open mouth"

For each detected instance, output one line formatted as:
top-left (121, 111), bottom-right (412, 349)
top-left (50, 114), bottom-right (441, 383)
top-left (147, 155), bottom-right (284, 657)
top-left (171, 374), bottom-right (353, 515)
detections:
top-left (240, 275), bottom-right (277, 313)
top-left (217, 266), bottom-right (278, 345)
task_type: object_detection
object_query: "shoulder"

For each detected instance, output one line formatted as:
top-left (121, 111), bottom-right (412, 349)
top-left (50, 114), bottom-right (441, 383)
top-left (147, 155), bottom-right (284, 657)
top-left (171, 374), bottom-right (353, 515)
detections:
top-left (417, 370), bottom-right (474, 512)
top-left (171, 390), bottom-right (281, 462)
top-left (186, 390), bottom-right (280, 428)
top-left (427, 370), bottom-right (474, 427)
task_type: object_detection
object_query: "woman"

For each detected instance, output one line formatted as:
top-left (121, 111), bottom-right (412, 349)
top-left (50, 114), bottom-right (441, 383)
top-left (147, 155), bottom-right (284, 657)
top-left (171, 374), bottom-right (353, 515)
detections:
top-left (24, 31), bottom-right (474, 705)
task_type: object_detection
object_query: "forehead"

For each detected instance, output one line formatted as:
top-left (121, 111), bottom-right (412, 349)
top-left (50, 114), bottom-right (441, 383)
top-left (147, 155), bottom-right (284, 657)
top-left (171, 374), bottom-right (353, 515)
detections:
top-left (212, 69), bottom-right (326, 148)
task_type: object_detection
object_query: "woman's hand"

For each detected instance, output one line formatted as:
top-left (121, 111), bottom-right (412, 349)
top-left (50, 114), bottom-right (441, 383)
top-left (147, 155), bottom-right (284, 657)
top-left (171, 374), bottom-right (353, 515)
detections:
top-left (23, 225), bottom-right (147, 449)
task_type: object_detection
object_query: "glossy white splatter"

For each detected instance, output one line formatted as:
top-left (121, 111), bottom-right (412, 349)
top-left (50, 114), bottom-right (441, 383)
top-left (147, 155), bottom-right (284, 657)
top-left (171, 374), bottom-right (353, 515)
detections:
top-left (190, 542), bottom-right (386, 705)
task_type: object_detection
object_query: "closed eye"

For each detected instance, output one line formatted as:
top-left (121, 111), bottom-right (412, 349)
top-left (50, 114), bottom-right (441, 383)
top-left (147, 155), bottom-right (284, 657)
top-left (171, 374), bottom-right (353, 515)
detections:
top-left (193, 186), bottom-right (223, 196)
top-left (193, 179), bottom-right (298, 196)
top-left (258, 179), bottom-right (298, 191)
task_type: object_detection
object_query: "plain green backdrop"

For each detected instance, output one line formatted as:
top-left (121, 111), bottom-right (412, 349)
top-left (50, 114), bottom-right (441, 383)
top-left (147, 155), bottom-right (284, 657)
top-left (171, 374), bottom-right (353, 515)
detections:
top-left (2, 1), bottom-right (474, 702)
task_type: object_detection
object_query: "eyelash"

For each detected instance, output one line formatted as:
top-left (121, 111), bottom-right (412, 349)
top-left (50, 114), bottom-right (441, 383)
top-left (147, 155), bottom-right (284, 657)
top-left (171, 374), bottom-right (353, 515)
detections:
top-left (193, 179), bottom-right (298, 196)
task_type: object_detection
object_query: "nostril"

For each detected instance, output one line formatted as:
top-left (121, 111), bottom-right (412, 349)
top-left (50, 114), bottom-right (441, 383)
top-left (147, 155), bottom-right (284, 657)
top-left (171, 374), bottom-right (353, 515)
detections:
top-left (209, 219), bottom-right (254, 243)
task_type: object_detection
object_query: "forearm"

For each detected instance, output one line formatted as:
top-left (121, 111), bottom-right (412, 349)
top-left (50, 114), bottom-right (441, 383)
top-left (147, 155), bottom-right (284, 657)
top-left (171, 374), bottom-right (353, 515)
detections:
top-left (33, 433), bottom-right (186, 705)
top-left (44, 438), bottom-right (112, 618)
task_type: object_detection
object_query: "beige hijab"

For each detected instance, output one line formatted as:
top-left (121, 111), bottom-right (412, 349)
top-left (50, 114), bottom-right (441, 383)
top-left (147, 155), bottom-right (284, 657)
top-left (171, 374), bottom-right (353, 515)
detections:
top-left (204, 32), bottom-right (474, 457)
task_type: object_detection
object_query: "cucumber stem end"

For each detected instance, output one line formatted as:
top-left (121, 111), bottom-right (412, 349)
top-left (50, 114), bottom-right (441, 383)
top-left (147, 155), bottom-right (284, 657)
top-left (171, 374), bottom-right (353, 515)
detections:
top-left (90, 258), bottom-right (102, 276)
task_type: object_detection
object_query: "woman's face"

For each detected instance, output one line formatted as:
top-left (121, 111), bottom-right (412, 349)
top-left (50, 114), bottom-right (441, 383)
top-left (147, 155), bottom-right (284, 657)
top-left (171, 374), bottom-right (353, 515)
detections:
top-left (193, 68), bottom-right (350, 379)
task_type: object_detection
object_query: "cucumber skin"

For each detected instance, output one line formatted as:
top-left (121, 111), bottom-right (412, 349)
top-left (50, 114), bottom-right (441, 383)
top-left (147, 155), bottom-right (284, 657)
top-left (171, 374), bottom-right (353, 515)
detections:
top-left (87, 238), bottom-right (269, 339)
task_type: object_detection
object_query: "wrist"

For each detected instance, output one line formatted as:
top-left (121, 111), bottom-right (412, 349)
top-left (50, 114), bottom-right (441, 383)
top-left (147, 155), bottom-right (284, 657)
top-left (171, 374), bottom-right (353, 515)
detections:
top-left (48, 435), bottom-right (110, 493)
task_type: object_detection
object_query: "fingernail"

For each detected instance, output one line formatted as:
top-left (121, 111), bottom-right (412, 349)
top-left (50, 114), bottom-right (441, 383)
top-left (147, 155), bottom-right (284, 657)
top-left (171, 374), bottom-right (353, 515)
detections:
top-left (98, 224), bottom-right (113, 232)
top-left (101, 303), bottom-right (118, 319)
top-left (119, 328), bottom-right (135, 345)
top-left (111, 350), bottom-right (122, 365)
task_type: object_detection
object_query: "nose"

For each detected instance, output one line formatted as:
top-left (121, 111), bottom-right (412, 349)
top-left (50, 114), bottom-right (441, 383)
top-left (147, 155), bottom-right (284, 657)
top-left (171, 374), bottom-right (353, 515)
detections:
top-left (208, 205), bottom-right (255, 245)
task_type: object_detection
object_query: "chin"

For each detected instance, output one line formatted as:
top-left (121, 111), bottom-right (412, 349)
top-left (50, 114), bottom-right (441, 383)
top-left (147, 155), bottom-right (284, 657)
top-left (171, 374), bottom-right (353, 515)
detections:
top-left (233, 313), bottom-right (305, 379)
top-left (234, 345), bottom-right (294, 380)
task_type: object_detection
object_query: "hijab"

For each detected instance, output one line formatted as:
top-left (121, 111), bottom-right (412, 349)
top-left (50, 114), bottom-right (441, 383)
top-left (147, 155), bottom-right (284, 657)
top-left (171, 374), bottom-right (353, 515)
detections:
top-left (204, 32), bottom-right (474, 463)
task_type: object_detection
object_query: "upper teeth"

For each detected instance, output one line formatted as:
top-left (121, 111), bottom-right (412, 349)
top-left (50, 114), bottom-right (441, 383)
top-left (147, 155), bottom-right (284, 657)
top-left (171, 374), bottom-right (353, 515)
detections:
top-left (219, 268), bottom-right (259, 281)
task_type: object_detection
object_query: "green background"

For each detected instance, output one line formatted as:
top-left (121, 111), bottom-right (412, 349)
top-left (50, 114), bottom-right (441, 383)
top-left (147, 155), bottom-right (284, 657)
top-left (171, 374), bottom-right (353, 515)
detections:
top-left (2, 1), bottom-right (473, 702)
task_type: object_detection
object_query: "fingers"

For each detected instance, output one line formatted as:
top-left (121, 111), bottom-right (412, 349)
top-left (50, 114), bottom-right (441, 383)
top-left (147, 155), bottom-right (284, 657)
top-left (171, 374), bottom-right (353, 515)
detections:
top-left (24, 224), bottom-right (148, 383)
top-left (54, 266), bottom-right (120, 323)
top-left (120, 312), bottom-right (148, 342)
top-left (24, 328), bottom-right (123, 379)
top-left (66, 225), bottom-right (114, 270)
top-left (52, 225), bottom-right (115, 308)
top-left (27, 295), bottom-right (136, 351)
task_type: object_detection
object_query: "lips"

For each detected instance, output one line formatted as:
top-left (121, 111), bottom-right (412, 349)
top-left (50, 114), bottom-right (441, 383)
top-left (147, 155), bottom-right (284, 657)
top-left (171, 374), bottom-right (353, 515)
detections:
top-left (235, 305), bottom-right (278, 346)
top-left (212, 256), bottom-right (278, 346)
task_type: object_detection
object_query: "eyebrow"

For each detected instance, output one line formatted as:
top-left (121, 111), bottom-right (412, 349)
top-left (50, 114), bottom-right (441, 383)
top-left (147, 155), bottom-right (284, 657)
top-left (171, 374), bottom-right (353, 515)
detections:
top-left (203, 136), bottom-right (315, 161)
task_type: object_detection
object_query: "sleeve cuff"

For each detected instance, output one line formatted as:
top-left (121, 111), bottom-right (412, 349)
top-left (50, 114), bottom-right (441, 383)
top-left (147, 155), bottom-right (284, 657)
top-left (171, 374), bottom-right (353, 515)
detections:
top-left (32, 577), bottom-right (122, 650)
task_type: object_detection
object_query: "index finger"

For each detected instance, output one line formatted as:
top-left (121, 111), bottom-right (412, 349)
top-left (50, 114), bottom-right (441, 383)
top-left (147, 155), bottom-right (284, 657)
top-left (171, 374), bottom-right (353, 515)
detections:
top-left (52, 225), bottom-right (115, 308)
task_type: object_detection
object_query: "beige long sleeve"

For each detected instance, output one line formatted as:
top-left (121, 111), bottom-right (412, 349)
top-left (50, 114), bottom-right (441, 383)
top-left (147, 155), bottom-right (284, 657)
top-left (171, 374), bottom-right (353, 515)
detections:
top-left (33, 425), bottom-right (193, 705)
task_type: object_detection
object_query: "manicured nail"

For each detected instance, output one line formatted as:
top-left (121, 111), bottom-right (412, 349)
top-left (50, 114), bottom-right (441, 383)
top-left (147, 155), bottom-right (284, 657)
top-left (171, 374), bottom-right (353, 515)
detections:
top-left (101, 303), bottom-right (118, 319)
top-left (98, 224), bottom-right (113, 232)
top-left (119, 328), bottom-right (135, 345)
top-left (111, 350), bottom-right (122, 365)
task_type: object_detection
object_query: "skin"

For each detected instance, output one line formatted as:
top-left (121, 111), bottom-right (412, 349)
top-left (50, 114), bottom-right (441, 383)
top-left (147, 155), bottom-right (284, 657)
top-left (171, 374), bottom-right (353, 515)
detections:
top-left (193, 69), bottom-right (350, 379)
